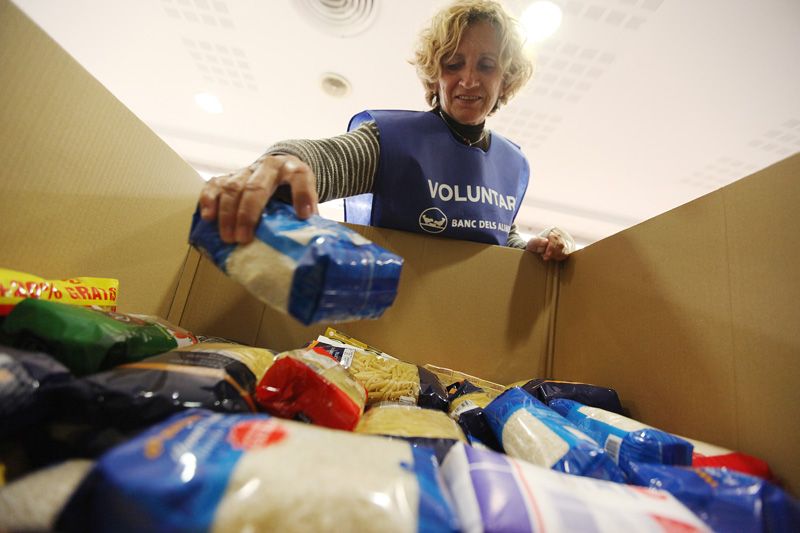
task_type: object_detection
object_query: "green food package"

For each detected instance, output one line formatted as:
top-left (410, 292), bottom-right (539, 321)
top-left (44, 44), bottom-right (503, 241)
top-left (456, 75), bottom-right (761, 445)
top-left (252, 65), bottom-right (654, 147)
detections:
top-left (1, 299), bottom-right (197, 376)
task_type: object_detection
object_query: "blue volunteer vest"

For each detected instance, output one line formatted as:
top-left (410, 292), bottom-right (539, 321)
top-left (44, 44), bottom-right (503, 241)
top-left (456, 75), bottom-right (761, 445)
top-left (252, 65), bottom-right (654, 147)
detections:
top-left (343, 110), bottom-right (529, 245)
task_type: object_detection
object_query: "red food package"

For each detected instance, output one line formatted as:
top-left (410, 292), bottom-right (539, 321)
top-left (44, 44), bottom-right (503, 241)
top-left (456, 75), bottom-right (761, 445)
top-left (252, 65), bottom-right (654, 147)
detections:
top-left (688, 438), bottom-right (775, 481)
top-left (255, 347), bottom-right (367, 431)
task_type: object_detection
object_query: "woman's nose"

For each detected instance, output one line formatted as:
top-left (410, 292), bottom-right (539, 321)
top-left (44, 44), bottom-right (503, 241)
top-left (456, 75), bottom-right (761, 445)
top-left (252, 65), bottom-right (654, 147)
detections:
top-left (459, 68), bottom-right (479, 88)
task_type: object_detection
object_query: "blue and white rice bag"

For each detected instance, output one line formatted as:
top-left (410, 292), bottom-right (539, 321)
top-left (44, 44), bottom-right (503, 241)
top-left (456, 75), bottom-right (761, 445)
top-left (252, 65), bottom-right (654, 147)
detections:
top-left (189, 200), bottom-right (403, 325)
top-left (484, 387), bottom-right (624, 482)
top-left (626, 461), bottom-right (800, 533)
top-left (549, 398), bottom-right (693, 475)
top-left (441, 443), bottom-right (710, 533)
top-left (56, 408), bottom-right (460, 533)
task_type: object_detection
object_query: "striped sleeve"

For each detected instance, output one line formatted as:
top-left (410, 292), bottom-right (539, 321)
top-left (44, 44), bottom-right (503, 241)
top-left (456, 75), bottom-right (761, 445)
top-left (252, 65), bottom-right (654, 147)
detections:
top-left (264, 121), bottom-right (379, 203)
top-left (506, 224), bottom-right (527, 249)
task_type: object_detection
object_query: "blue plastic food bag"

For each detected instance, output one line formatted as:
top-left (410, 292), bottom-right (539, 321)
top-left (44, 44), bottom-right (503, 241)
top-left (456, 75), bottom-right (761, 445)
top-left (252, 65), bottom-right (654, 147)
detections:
top-left (549, 398), bottom-right (693, 475)
top-left (484, 387), bottom-right (624, 482)
top-left (626, 461), bottom-right (800, 533)
top-left (189, 201), bottom-right (403, 325)
top-left (57, 409), bottom-right (459, 533)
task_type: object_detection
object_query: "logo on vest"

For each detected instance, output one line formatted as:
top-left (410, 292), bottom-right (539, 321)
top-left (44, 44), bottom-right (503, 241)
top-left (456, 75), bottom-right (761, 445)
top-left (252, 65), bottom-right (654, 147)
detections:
top-left (419, 207), bottom-right (447, 234)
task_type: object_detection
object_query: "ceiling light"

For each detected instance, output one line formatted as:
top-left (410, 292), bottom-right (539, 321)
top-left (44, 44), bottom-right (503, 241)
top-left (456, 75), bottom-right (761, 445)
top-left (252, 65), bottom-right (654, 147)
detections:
top-left (194, 92), bottom-right (223, 114)
top-left (320, 73), bottom-right (351, 98)
top-left (521, 1), bottom-right (563, 43)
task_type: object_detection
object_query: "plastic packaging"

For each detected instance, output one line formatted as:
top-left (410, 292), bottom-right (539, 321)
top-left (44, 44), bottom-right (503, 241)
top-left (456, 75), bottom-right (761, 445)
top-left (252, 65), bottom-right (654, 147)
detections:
top-left (59, 343), bottom-right (275, 430)
top-left (356, 402), bottom-right (466, 462)
top-left (1, 299), bottom-right (197, 376)
top-left (626, 461), bottom-right (800, 533)
top-left (441, 443), bottom-right (710, 533)
top-left (255, 347), bottom-right (367, 431)
top-left (0, 345), bottom-right (72, 437)
top-left (509, 378), bottom-right (624, 414)
top-left (0, 268), bottom-right (118, 316)
top-left (683, 436), bottom-right (775, 481)
top-left (189, 201), bottom-right (403, 325)
top-left (310, 333), bottom-right (449, 411)
top-left (549, 398), bottom-right (693, 475)
top-left (447, 380), bottom-right (502, 452)
top-left (56, 409), bottom-right (460, 533)
top-left (483, 387), bottom-right (624, 482)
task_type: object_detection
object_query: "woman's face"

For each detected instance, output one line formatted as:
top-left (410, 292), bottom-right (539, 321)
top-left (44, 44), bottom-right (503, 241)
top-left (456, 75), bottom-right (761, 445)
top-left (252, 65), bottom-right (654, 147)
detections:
top-left (437, 20), bottom-right (505, 125)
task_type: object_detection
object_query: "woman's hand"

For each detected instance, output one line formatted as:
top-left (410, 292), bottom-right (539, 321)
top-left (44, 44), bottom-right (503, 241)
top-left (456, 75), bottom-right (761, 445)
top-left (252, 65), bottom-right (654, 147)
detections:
top-left (525, 228), bottom-right (571, 262)
top-left (198, 154), bottom-right (319, 244)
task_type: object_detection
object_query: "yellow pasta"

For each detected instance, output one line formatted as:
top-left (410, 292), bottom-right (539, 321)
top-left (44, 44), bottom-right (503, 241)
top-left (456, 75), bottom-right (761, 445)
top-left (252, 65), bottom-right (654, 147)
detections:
top-left (347, 350), bottom-right (420, 406)
top-left (356, 403), bottom-right (466, 441)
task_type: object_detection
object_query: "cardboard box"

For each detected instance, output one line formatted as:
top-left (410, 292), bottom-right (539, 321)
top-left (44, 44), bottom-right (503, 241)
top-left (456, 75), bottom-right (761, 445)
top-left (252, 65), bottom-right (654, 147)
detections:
top-left (2, 0), bottom-right (798, 496)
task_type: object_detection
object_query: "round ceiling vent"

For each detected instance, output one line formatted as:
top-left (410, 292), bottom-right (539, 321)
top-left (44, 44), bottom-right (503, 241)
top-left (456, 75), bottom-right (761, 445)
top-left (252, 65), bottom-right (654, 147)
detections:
top-left (293, 0), bottom-right (379, 38)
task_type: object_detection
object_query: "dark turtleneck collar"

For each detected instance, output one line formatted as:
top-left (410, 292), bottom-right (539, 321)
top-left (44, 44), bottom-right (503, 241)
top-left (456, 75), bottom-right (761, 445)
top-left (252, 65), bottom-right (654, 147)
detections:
top-left (430, 107), bottom-right (490, 150)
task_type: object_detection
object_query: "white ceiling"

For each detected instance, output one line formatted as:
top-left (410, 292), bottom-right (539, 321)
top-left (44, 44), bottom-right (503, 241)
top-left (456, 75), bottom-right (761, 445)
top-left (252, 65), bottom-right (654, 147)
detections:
top-left (14, 0), bottom-right (800, 246)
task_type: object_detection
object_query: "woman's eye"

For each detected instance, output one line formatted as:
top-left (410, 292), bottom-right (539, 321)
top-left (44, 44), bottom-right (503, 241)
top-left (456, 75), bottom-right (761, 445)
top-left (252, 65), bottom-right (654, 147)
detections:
top-left (445, 63), bottom-right (463, 71)
top-left (479, 63), bottom-right (496, 72)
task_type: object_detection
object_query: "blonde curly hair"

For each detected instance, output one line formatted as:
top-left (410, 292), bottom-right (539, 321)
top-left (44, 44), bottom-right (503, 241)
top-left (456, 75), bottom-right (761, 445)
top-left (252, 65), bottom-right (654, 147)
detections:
top-left (412, 0), bottom-right (533, 115)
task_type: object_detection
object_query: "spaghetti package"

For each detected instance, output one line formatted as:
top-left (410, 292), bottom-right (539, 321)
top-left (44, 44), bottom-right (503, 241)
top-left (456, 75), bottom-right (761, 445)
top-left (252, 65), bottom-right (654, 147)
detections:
top-left (683, 436), bottom-right (776, 481)
top-left (56, 409), bottom-right (460, 533)
top-left (312, 331), bottom-right (449, 411)
top-left (356, 403), bottom-right (466, 462)
top-left (0, 268), bottom-right (118, 316)
top-left (447, 380), bottom-right (502, 452)
top-left (441, 443), bottom-right (710, 533)
top-left (549, 398), bottom-right (693, 475)
top-left (59, 343), bottom-right (275, 430)
top-left (509, 379), bottom-right (624, 414)
top-left (189, 201), bottom-right (403, 325)
top-left (0, 345), bottom-right (72, 438)
top-left (626, 462), bottom-right (800, 533)
top-left (255, 347), bottom-right (367, 431)
top-left (1, 299), bottom-right (197, 376)
top-left (484, 387), bottom-right (624, 482)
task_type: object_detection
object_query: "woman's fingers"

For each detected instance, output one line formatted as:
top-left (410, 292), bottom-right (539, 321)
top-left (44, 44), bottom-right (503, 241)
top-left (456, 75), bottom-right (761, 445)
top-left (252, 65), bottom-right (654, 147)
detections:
top-left (217, 169), bottom-right (253, 243)
top-left (281, 159), bottom-right (318, 218)
top-left (198, 174), bottom-right (227, 221)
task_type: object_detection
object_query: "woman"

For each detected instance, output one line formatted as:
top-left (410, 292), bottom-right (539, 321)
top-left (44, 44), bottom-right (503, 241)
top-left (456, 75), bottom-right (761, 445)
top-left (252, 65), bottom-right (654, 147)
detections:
top-left (199, 0), bottom-right (572, 261)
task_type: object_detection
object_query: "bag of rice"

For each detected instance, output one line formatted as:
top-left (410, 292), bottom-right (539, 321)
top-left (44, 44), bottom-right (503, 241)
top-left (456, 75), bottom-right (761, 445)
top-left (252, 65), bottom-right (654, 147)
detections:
top-left (507, 379), bottom-right (624, 414)
top-left (549, 398), bottom-right (693, 475)
top-left (356, 402), bottom-right (466, 462)
top-left (255, 347), bottom-right (367, 431)
top-left (58, 343), bottom-right (275, 430)
top-left (626, 461), bottom-right (800, 533)
top-left (0, 459), bottom-right (94, 532)
top-left (1, 299), bottom-right (198, 376)
top-left (483, 387), bottom-right (624, 482)
top-left (682, 436), bottom-right (776, 481)
top-left (447, 380), bottom-right (502, 452)
top-left (0, 268), bottom-right (118, 316)
top-left (0, 344), bottom-right (72, 438)
top-left (189, 200), bottom-right (403, 325)
top-left (55, 409), bottom-right (460, 533)
top-left (311, 333), bottom-right (449, 411)
top-left (441, 443), bottom-right (710, 533)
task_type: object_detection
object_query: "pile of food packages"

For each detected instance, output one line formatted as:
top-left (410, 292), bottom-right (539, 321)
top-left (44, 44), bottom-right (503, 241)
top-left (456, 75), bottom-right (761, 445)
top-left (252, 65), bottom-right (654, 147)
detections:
top-left (1, 272), bottom-right (799, 533)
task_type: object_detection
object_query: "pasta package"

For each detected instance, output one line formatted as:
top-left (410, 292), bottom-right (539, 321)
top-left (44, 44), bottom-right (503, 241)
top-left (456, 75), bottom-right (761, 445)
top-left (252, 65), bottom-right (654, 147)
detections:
top-left (255, 347), bottom-right (367, 431)
top-left (56, 409), bottom-right (460, 533)
top-left (626, 462), bottom-right (800, 533)
top-left (356, 403), bottom-right (466, 462)
top-left (189, 201), bottom-right (403, 325)
top-left (484, 387), bottom-right (624, 482)
top-left (508, 378), bottom-right (624, 414)
top-left (0, 268), bottom-right (118, 316)
top-left (312, 331), bottom-right (449, 411)
top-left (1, 299), bottom-right (198, 376)
top-left (549, 398), bottom-right (693, 475)
top-left (0, 345), bottom-right (72, 438)
top-left (447, 380), bottom-right (502, 452)
top-left (58, 343), bottom-right (275, 430)
top-left (441, 443), bottom-right (711, 533)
